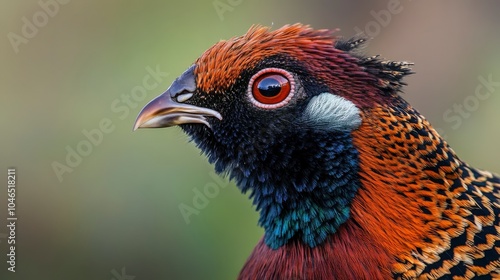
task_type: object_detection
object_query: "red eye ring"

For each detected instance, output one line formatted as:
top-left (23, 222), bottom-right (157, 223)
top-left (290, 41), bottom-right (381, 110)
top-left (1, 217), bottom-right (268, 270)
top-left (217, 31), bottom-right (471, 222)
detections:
top-left (247, 68), bottom-right (295, 109)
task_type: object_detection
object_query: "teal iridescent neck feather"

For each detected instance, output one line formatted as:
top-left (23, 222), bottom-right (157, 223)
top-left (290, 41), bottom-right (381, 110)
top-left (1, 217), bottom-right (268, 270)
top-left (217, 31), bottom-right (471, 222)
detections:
top-left (194, 128), bottom-right (362, 249)
top-left (244, 132), bottom-right (361, 249)
top-left (184, 93), bottom-right (363, 249)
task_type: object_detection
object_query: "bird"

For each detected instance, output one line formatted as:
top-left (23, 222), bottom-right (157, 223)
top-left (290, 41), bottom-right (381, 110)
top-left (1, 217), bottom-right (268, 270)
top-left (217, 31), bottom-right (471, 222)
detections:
top-left (133, 24), bottom-right (500, 279)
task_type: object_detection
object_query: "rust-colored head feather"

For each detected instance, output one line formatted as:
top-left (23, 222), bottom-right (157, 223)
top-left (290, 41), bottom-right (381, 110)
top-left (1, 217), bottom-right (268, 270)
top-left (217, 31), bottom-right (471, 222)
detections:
top-left (195, 24), bottom-right (337, 94)
top-left (195, 24), bottom-right (413, 108)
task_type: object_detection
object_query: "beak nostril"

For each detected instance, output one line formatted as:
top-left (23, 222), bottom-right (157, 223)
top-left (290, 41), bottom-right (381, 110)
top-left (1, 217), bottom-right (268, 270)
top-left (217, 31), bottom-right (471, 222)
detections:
top-left (176, 92), bottom-right (194, 103)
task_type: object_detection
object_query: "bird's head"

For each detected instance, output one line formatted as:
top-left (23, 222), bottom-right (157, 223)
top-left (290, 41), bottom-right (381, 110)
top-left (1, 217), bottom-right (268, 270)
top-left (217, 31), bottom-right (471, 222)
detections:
top-left (134, 24), bottom-right (413, 249)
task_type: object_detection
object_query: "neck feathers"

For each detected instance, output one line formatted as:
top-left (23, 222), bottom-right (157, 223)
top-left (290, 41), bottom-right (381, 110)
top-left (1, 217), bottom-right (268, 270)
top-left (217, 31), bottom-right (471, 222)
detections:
top-left (239, 220), bottom-right (393, 279)
top-left (234, 131), bottom-right (362, 249)
top-left (349, 101), bottom-right (500, 277)
top-left (351, 102), bottom-right (459, 257)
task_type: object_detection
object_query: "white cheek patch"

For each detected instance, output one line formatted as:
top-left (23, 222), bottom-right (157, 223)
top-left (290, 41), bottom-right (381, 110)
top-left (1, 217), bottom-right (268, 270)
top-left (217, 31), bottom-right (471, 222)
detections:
top-left (303, 92), bottom-right (361, 131)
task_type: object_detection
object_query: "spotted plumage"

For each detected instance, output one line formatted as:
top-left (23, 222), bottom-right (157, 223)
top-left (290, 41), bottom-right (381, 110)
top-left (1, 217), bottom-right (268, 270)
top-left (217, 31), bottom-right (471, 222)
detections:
top-left (134, 24), bottom-right (500, 279)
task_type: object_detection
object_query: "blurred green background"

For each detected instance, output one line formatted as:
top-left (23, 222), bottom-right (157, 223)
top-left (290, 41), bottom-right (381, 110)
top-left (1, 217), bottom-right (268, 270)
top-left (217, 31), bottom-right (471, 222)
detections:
top-left (1, 1), bottom-right (499, 279)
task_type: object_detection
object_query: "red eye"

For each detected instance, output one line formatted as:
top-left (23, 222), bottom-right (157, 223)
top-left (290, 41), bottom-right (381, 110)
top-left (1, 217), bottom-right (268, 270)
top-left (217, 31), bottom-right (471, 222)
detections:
top-left (253, 74), bottom-right (290, 103)
top-left (248, 68), bottom-right (295, 109)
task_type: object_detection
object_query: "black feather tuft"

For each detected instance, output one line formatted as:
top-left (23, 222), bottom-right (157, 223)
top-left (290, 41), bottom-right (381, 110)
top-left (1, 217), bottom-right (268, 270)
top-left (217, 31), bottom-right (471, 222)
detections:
top-left (336, 36), bottom-right (414, 93)
top-left (334, 35), bottom-right (369, 53)
top-left (360, 55), bottom-right (414, 92)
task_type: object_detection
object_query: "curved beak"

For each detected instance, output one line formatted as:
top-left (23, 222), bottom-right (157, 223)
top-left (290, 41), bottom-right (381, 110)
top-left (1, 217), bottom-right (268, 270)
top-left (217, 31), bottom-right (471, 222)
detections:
top-left (133, 65), bottom-right (222, 131)
top-left (133, 92), bottom-right (222, 130)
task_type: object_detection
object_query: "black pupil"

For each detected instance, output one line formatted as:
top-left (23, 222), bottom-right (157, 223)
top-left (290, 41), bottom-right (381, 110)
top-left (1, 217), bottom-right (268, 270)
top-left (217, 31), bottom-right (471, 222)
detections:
top-left (257, 77), bottom-right (282, 97)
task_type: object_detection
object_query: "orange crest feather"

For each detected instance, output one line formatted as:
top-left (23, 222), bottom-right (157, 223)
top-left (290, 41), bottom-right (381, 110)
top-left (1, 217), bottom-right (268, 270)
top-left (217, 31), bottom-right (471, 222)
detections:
top-left (194, 24), bottom-right (339, 93)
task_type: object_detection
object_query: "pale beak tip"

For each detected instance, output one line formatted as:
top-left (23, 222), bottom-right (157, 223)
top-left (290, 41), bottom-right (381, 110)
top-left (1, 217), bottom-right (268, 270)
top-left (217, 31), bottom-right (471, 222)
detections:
top-left (133, 118), bottom-right (144, 131)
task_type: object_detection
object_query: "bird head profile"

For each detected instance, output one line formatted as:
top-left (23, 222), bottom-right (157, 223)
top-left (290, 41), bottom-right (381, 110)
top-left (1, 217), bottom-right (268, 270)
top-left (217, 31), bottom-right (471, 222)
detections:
top-left (134, 24), bottom-right (500, 279)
